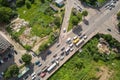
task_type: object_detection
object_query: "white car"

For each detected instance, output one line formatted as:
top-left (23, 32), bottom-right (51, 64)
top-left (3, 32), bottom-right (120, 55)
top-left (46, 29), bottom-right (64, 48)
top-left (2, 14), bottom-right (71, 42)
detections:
top-left (32, 76), bottom-right (36, 80)
top-left (66, 37), bottom-right (72, 43)
top-left (60, 55), bottom-right (65, 61)
top-left (69, 43), bottom-right (73, 48)
top-left (31, 72), bottom-right (36, 77)
top-left (73, 36), bottom-right (78, 40)
top-left (63, 28), bottom-right (66, 33)
top-left (84, 35), bottom-right (87, 39)
top-left (70, 48), bottom-right (74, 52)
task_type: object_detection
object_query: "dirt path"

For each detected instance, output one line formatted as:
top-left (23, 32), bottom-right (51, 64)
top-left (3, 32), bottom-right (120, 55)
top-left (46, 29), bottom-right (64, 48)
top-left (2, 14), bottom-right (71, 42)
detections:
top-left (32, 36), bottom-right (48, 52)
top-left (97, 66), bottom-right (113, 80)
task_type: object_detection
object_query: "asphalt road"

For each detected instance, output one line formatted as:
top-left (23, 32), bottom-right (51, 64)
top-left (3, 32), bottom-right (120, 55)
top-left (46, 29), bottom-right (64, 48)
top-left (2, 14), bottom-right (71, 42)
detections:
top-left (42, 1), bottom-right (120, 80)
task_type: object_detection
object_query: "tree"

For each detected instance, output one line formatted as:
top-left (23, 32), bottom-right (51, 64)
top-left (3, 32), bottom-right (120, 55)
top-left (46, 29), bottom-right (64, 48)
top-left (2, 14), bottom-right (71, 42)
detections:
top-left (117, 11), bottom-right (120, 20)
top-left (22, 54), bottom-right (32, 65)
top-left (82, 10), bottom-right (88, 17)
top-left (40, 0), bottom-right (45, 3)
top-left (16, 0), bottom-right (25, 7)
top-left (0, 7), bottom-right (15, 23)
top-left (4, 65), bottom-right (19, 79)
top-left (25, 0), bottom-right (31, 9)
top-left (77, 12), bottom-right (82, 21)
top-left (54, 16), bottom-right (61, 27)
top-left (72, 16), bottom-right (79, 25)
top-left (117, 22), bottom-right (120, 31)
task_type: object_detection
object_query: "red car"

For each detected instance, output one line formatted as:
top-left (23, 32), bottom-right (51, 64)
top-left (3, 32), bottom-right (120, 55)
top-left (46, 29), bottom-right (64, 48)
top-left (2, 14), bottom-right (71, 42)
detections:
top-left (40, 72), bottom-right (46, 78)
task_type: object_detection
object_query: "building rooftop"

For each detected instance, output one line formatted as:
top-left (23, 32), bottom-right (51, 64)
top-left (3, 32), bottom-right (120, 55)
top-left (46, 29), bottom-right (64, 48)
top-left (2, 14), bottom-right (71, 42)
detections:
top-left (55, 0), bottom-right (64, 4)
top-left (0, 34), bottom-right (12, 54)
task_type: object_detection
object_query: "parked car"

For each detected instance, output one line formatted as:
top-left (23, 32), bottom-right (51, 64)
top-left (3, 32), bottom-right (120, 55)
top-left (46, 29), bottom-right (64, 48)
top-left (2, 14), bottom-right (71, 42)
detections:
top-left (14, 50), bottom-right (18, 55)
top-left (31, 72), bottom-right (36, 77)
top-left (32, 53), bottom-right (36, 57)
top-left (23, 74), bottom-right (29, 80)
top-left (107, 28), bottom-right (111, 32)
top-left (0, 60), bottom-right (4, 64)
top-left (19, 59), bottom-right (23, 64)
top-left (38, 62), bottom-right (42, 67)
top-left (40, 72), bottom-right (46, 78)
top-left (35, 61), bottom-right (40, 65)
top-left (63, 28), bottom-right (66, 33)
top-left (61, 47), bottom-right (65, 51)
top-left (32, 75), bottom-right (36, 80)
top-left (37, 70), bottom-right (41, 76)
top-left (69, 43), bottom-right (73, 48)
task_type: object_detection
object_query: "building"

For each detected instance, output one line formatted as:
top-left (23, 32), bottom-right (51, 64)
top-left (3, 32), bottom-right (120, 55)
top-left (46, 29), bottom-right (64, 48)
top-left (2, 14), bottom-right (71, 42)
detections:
top-left (55, 0), bottom-right (64, 7)
top-left (0, 34), bottom-right (13, 55)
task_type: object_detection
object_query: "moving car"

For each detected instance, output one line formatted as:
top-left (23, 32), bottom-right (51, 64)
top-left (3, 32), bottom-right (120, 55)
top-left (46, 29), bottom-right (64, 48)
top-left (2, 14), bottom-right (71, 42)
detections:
top-left (40, 72), bottom-right (46, 78)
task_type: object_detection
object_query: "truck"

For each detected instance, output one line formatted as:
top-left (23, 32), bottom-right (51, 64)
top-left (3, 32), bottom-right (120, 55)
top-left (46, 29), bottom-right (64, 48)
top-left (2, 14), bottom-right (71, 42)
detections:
top-left (75, 38), bottom-right (84, 47)
top-left (47, 61), bottom-right (58, 72)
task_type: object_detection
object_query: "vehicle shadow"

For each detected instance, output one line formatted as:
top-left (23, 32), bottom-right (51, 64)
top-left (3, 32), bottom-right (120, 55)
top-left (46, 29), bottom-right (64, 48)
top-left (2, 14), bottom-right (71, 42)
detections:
top-left (83, 19), bottom-right (89, 25)
top-left (38, 49), bottom-right (52, 61)
top-left (72, 25), bottom-right (83, 35)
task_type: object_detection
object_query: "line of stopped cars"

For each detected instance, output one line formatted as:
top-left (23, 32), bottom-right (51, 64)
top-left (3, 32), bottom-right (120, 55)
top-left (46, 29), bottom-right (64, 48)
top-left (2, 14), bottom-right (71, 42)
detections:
top-left (27, 33), bottom-right (88, 80)
top-left (105, 0), bottom-right (119, 10)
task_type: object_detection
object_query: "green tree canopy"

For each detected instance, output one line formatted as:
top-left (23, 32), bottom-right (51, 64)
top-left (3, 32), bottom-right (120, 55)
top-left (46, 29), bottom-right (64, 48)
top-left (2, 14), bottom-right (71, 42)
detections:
top-left (54, 16), bottom-right (61, 27)
top-left (82, 10), bottom-right (88, 17)
top-left (0, 7), bottom-right (13, 23)
top-left (72, 16), bottom-right (79, 25)
top-left (22, 54), bottom-right (32, 65)
top-left (4, 65), bottom-right (19, 79)
top-left (25, 0), bottom-right (31, 9)
top-left (117, 11), bottom-right (120, 20)
top-left (117, 22), bottom-right (120, 31)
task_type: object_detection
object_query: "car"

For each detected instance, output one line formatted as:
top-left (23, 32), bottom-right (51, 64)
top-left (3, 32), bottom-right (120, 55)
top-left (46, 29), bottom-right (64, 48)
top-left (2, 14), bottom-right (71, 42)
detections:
top-left (14, 50), bottom-right (18, 55)
top-left (107, 28), bottom-right (111, 31)
top-left (32, 53), bottom-right (36, 57)
top-left (19, 59), bottom-right (23, 64)
top-left (0, 60), bottom-right (4, 63)
top-left (56, 56), bottom-right (60, 60)
top-left (78, 32), bottom-right (82, 36)
top-left (40, 72), bottom-right (46, 78)
top-left (61, 52), bottom-right (64, 56)
top-left (31, 72), bottom-right (36, 77)
top-left (63, 28), bottom-right (66, 33)
top-left (37, 70), bottom-right (41, 75)
top-left (46, 50), bottom-right (52, 55)
top-left (53, 54), bottom-right (57, 58)
top-left (60, 55), bottom-right (64, 61)
top-left (73, 38), bottom-right (79, 44)
top-left (8, 54), bottom-right (12, 58)
top-left (51, 58), bottom-right (55, 63)
top-left (109, 7), bottom-right (112, 10)
top-left (66, 37), bottom-right (72, 43)
top-left (61, 47), bottom-right (65, 51)
top-left (32, 76), bottom-right (36, 80)
top-left (83, 35), bottom-right (87, 39)
top-left (56, 43), bottom-right (60, 47)
top-left (35, 78), bottom-right (40, 80)
top-left (35, 61), bottom-right (40, 65)
top-left (38, 62), bottom-right (42, 67)
top-left (23, 74), bottom-right (29, 80)
top-left (73, 36), bottom-right (78, 40)
top-left (70, 48), bottom-right (74, 52)
top-left (69, 43), bottom-right (73, 48)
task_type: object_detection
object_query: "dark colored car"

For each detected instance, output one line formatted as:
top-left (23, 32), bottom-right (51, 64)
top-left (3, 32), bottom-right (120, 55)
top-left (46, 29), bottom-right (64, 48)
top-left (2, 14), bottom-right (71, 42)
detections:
top-left (14, 50), bottom-right (18, 55)
top-left (107, 28), bottom-right (111, 32)
top-left (19, 59), bottom-right (23, 64)
top-left (61, 47), bottom-right (65, 51)
top-left (35, 61), bottom-right (40, 65)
